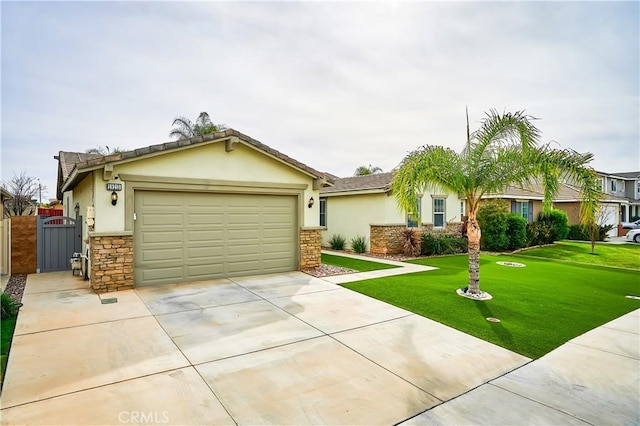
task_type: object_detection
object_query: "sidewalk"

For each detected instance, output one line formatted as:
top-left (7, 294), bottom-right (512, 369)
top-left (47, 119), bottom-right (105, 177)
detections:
top-left (404, 308), bottom-right (640, 425)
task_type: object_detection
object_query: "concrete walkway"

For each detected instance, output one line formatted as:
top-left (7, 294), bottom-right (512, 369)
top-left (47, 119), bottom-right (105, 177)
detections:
top-left (1, 268), bottom-right (638, 425)
top-left (320, 249), bottom-right (436, 284)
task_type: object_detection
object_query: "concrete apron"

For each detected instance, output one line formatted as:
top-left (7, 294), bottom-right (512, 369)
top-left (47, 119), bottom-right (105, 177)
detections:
top-left (1, 270), bottom-right (533, 425)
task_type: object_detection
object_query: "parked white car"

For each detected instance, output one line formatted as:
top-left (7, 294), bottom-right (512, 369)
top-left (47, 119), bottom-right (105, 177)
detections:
top-left (621, 219), bottom-right (640, 229)
top-left (626, 229), bottom-right (640, 243)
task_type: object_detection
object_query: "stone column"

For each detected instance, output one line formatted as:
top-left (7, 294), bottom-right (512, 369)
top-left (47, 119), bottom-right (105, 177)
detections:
top-left (300, 228), bottom-right (321, 269)
top-left (89, 232), bottom-right (134, 293)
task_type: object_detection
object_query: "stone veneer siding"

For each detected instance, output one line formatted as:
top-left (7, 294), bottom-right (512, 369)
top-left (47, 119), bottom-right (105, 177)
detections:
top-left (371, 223), bottom-right (464, 255)
top-left (300, 228), bottom-right (321, 269)
top-left (370, 225), bottom-right (407, 255)
top-left (89, 234), bottom-right (134, 293)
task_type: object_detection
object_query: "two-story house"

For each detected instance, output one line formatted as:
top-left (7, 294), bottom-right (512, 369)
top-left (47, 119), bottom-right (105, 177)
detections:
top-left (598, 171), bottom-right (640, 224)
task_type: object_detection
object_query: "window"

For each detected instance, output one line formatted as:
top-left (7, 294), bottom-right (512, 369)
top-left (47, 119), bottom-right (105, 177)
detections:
top-left (611, 180), bottom-right (617, 192)
top-left (460, 201), bottom-right (465, 218)
top-left (433, 198), bottom-right (445, 227)
top-left (319, 198), bottom-right (327, 227)
top-left (600, 177), bottom-right (606, 192)
top-left (407, 197), bottom-right (422, 228)
top-left (636, 181), bottom-right (640, 195)
top-left (512, 200), bottom-right (532, 222)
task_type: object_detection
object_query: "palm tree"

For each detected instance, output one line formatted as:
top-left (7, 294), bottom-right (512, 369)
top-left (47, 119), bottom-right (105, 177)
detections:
top-left (169, 112), bottom-right (225, 140)
top-left (354, 165), bottom-right (383, 176)
top-left (391, 110), bottom-right (601, 298)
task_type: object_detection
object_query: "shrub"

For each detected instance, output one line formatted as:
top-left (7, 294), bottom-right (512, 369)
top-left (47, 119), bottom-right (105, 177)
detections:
top-left (421, 233), bottom-right (468, 256)
top-left (328, 234), bottom-right (346, 250)
top-left (401, 228), bottom-right (421, 257)
top-left (506, 213), bottom-right (527, 250)
top-left (477, 201), bottom-right (509, 251)
top-left (526, 221), bottom-right (554, 246)
top-left (1, 293), bottom-right (19, 320)
top-left (566, 224), bottom-right (614, 242)
top-left (567, 224), bottom-right (589, 241)
top-left (539, 209), bottom-right (569, 241)
top-left (350, 235), bottom-right (368, 253)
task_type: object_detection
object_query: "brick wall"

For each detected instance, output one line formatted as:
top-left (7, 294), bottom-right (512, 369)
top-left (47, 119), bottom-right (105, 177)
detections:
top-left (11, 216), bottom-right (37, 274)
top-left (89, 234), bottom-right (134, 293)
top-left (300, 228), bottom-right (321, 269)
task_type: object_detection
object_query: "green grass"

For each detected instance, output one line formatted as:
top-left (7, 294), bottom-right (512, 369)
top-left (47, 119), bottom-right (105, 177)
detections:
top-left (342, 253), bottom-right (640, 359)
top-left (517, 241), bottom-right (640, 270)
top-left (1, 316), bottom-right (17, 390)
top-left (321, 253), bottom-right (399, 272)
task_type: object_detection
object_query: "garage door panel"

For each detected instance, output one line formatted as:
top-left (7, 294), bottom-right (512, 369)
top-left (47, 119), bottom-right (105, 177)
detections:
top-left (187, 264), bottom-right (225, 277)
top-left (187, 247), bottom-right (225, 259)
top-left (188, 213), bottom-right (224, 225)
top-left (187, 230), bottom-right (224, 241)
top-left (140, 248), bottom-right (184, 262)
top-left (135, 191), bottom-right (297, 286)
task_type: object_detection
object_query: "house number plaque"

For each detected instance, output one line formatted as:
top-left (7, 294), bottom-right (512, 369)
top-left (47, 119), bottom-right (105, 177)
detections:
top-left (106, 183), bottom-right (123, 191)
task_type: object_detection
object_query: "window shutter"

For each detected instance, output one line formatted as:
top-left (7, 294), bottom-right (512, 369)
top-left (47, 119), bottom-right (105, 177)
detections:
top-left (528, 201), bottom-right (534, 222)
top-left (511, 200), bottom-right (516, 213)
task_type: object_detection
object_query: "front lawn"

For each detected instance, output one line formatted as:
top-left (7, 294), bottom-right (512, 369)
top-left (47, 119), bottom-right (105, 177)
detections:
top-left (518, 241), bottom-right (640, 270)
top-left (342, 253), bottom-right (640, 359)
top-left (321, 253), bottom-right (399, 272)
top-left (1, 316), bottom-right (17, 390)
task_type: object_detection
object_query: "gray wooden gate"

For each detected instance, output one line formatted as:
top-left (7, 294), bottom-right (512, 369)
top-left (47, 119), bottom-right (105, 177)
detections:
top-left (37, 216), bottom-right (82, 273)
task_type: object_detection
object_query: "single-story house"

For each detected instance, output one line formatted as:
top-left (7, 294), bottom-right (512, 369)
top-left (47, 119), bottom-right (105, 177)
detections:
top-left (319, 173), bottom-right (465, 254)
top-left (482, 182), bottom-right (626, 237)
top-left (56, 129), bottom-right (332, 293)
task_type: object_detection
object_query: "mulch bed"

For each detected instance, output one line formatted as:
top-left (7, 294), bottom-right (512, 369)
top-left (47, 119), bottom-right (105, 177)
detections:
top-left (3, 274), bottom-right (27, 304)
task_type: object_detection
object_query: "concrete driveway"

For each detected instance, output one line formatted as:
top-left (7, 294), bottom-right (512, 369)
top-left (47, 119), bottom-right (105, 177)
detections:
top-left (0, 270), bottom-right (531, 425)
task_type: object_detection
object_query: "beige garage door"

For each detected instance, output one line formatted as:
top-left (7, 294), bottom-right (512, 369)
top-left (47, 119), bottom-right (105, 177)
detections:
top-left (134, 191), bottom-right (297, 286)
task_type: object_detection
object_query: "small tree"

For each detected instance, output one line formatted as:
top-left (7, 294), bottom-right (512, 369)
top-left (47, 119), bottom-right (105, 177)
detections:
top-left (354, 165), bottom-right (383, 176)
top-left (587, 204), bottom-right (614, 254)
top-left (2, 171), bottom-right (47, 217)
top-left (85, 146), bottom-right (124, 155)
top-left (170, 112), bottom-right (227, 140)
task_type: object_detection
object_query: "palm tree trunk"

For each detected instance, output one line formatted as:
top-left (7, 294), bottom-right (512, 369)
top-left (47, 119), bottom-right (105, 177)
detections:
top-left (467, 217), bottom-right (481, 294)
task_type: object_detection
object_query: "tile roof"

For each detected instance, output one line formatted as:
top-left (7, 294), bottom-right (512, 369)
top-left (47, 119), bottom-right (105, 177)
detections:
top-left (486, 182), bottom-right (628, 203)
top-left (58, 151), bottom-right (103, 181)
top-left (58, 129), bottom-right (333, 194)
top-left (608, 171), bottom-right (640, 179)
top-left (320, 172), bottom-right (394, 194)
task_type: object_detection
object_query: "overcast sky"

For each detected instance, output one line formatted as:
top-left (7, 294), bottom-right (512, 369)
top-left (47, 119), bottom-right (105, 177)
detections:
top-left (2, 1), bottom-right (638, 201)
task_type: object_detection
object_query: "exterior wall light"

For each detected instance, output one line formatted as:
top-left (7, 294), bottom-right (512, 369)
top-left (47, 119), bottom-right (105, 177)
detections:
top-left (111, 191), bottom-right (118, 206)
top-left (74, 202), bottom-right (80, 215)
top-left (308, 196), bottom-right (315, 208)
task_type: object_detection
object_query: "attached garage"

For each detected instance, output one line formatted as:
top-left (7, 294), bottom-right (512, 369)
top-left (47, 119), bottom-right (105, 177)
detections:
top-left (134, 191), bottom-right (297, 286)
top-left (56, 129), bottom-right (332, 293)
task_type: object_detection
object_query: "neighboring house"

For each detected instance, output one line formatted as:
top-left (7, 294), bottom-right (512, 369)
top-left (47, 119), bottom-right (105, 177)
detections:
top-left (483, 181), bottom-right (627, 237)
top-left (56, 129), bottom-right (332, 293)
top-left (319, 173), bottom-right (464, 254)
top-left (597, 171), bottom-right (640, 223)
top-left (1, 188), bottom-right (12, 281)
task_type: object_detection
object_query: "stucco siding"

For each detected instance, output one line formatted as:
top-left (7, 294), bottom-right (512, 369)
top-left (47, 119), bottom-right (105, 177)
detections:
top-left (422, 194), bottom-right (464, 226)
top-left (321, 193), bottom-right (399, 248)
top-left (75, 141), bottom-right (319, 234)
